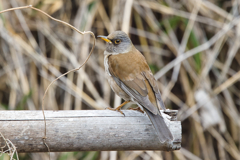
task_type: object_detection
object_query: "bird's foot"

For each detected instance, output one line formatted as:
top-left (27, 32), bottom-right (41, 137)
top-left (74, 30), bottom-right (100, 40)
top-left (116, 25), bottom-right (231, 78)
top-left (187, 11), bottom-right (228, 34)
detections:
top-left (106, 107), bottom-right (125, 116)
top-left (106, 100), bottom-right (131, 116)
top-left (128, 107), bottom-right (144, 113)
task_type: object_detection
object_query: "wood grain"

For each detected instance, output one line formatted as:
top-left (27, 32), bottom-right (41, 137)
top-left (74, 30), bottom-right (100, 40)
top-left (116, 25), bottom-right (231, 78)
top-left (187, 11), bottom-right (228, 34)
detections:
top-left (0, 110), bottom-right (181, 152)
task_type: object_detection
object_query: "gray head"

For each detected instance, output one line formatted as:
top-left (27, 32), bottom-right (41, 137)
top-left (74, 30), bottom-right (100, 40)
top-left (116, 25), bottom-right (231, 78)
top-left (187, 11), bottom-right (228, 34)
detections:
top-left (98, 31), bottom-right (133, 54)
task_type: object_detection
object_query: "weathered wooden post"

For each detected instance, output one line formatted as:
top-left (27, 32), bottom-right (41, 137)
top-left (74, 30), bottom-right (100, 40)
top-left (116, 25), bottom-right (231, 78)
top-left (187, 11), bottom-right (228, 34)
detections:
top-left (0, 110), bottom-right (181, 152)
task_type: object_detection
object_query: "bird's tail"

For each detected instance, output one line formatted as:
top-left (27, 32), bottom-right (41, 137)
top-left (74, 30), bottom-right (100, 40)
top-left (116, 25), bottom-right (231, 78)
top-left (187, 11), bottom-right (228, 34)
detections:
top-left (144, 108), bottom-right (173, 143)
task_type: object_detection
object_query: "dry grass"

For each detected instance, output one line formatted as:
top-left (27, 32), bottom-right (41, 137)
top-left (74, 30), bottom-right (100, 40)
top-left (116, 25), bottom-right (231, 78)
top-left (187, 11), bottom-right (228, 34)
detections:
top-left (0, 0), bottom-right (240, 160)
top-left (0, 132), bottom-right (19, 160)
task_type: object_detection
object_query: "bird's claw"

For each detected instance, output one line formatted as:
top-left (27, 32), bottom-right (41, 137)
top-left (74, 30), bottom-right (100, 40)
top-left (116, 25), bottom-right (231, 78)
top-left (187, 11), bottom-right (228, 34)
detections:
top-left (106, 107), bottom-right (125, 116)
top-left (128, 107), bottom-right (144, 113)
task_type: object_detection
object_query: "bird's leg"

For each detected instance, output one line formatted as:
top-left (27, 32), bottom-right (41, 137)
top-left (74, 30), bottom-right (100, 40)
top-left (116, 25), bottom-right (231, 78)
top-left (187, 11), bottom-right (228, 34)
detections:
top-left (106, 100), bottom-right (130, 115)
top-left (128, 106), bottom-right (144, 113)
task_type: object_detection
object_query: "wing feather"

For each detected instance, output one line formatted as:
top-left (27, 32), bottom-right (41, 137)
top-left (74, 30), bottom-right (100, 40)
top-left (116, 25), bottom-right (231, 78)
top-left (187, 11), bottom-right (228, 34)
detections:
top-left (143, 72), bottom-right (166, 110)
top-left (111, 75), bottom-right (158, 115)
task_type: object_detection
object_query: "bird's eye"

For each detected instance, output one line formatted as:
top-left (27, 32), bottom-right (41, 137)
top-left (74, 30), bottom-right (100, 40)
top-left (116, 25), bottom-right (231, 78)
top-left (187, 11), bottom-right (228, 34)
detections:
top-left (114, 39), bottom-right (121, 44)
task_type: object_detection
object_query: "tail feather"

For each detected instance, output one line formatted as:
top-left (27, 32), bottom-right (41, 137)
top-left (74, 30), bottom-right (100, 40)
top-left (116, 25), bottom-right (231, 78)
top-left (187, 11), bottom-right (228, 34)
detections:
top-left (144, 108), bottom-right (173, 143)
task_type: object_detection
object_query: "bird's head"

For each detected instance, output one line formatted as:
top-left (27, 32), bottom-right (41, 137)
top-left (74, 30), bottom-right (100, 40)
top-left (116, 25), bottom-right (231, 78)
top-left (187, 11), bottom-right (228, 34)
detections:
top-left (98, 31), bottom-right (133, 55)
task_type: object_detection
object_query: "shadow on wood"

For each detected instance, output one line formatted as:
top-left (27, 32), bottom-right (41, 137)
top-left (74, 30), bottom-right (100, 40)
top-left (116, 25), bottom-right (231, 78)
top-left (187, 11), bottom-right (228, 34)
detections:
top-left (0, 110), bottom-right (181, 152)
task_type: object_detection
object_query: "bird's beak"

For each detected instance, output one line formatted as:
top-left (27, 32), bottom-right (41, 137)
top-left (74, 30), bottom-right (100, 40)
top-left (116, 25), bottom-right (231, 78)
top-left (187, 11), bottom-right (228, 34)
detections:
top-left (97, 35), bottom-right (112, 43)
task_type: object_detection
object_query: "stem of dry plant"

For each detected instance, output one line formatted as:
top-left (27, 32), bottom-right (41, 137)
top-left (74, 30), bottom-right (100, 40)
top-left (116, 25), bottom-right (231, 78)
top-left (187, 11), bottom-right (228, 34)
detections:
top-left (0, 132), bottom-right (19, 160)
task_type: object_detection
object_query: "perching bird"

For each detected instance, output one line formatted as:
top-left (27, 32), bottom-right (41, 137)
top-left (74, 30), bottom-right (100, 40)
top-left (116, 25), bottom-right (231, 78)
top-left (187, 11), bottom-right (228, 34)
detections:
top-left (98, 31), bottom-right (173, 143)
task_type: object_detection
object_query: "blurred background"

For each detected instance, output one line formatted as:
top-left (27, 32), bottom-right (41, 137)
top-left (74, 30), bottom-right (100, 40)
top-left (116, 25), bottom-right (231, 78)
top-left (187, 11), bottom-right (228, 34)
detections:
top-left (0, 0), bottom-right (240, 160)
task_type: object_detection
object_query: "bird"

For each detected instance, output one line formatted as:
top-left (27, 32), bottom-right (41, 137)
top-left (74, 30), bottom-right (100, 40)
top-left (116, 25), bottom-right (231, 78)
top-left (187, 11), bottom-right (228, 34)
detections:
top-left (98, 31), bottom-right (173, 143)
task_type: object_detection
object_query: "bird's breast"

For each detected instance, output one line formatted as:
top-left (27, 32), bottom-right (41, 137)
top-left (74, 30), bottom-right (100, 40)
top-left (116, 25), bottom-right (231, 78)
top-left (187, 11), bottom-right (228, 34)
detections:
top-left (104, 54), bottom-right (130, 101)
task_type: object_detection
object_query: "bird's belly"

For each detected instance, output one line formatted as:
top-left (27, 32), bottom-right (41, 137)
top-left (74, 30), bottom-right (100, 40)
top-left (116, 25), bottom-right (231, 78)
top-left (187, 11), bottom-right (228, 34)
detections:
top-left (107, 74), bottom-right (130, 101)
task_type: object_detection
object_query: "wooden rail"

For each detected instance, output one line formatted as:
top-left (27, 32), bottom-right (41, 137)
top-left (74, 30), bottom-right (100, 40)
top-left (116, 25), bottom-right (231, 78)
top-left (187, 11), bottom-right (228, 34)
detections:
top-left (0, 110), bottom-right (181, 152)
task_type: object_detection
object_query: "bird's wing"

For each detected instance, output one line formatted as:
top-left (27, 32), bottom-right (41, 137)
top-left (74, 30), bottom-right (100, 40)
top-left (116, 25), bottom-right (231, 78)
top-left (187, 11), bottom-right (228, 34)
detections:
top-left (108, 48), bottom-right (163, 114)
top-left (143, 71), bottom-right (166, 110)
